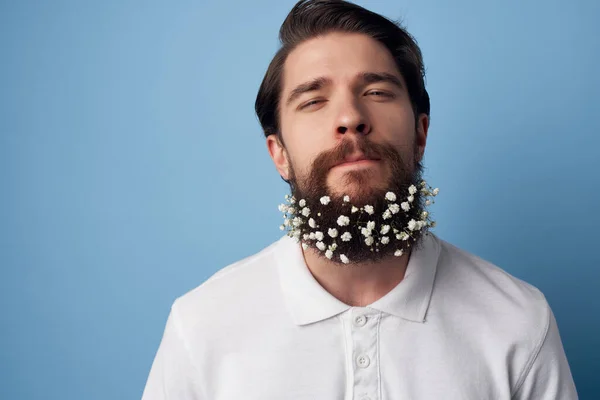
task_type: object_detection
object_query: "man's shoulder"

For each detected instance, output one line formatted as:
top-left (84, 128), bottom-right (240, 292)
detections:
top-left (434, 236), bottom-right (550, 338)
top-left (172, 237), bottom-right (283, 319)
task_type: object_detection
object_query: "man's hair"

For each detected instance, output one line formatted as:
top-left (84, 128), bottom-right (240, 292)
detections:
top-left (255, 0), bottom-right (430, 139)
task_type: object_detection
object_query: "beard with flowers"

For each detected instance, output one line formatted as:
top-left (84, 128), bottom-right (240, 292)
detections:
top-left (279, 135), bottom-right (439, 265)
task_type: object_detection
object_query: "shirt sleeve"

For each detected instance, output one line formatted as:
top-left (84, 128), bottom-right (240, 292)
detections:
top-left (141, 302), bottom-right (204, 400)
top-left (511, 303), bottom-right (578, 400)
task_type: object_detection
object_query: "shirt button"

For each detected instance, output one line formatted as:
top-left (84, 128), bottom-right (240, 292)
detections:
top-left (353, 315), bottom-right (367, 327)
top-left (356, 354), bottom-right (371, 368)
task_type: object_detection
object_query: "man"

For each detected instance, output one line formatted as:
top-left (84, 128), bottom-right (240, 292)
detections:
top-left (142, 0), bottom-right (578, 398)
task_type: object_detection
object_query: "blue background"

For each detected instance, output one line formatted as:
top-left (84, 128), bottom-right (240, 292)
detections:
top-left (1, 0), bottom-right (598, 398)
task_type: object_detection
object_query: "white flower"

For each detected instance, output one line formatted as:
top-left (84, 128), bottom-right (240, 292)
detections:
top-left (329, 243), bottom-right (338, 251)
top-left (421, 211), bottom-right (429, 218)
top-left (309, 232), bottom-right (316, 240)
top-left (389, 203), bottom-right (400, 214)
top-left (315, 231), bottom-right (324, 241)
top-left (289, 196), bottom-right (296, 204)
top-left (301, 207), bottom-right (311, 217)
top-left (433, 188), bottom-right (439, 195)
top-left (351, 206), bottom-right (359, 213)
top-left (401, 202), bottom-right (410, 212)
top-left (309, 218), bottom-right (316, 228)
top-left (287, 207), bottom-right (296, 215)
top-left (337, 215), bottom-right (350, 226)
top-left (361, 227), bottom-right (372, 237)
top-left (340, 254), bottom-right (349, 264)
top-left (364, 205), bottom-right (374, 215)
top-left (343, 195), bottom-right (350, 202)
top-left (320, 196), bottom-right (331, 205)
top-left (383, 209), bottom-right (392, 220)
top-left (381, 236), bottom-right (390, 245)
top-left (416, 221), bottom-right (425, 230)
top-left (298, 199), bottom-right (306, 207)
top-left (279, 225), bottom-right (285, 230)
top-left (385, 192), bottom-right (397, 201)
top-left (283, 219), bottom-right (290, 226)
top-left (407, 195), bottom-right (414, 203)
top-left (408, 219), bottom-right (417, 231)
top-left (292, 217), bottom-right (303, 227)
top-left (380, 225), bottom-right (390, 235)
top-left (316, 241), bottom-right (326, 251)
top-left (367, 221), bottom-right (375, 231)
top-left (278, 204), bottom-right (287, 212)
top-left (341, 232), bottom-right (352, 242)
top-left (302, 243), bottom-right (308, 250)
top-left (425, 199), bottom-right (431, 206)
top-left (400, 232), bottom-right (410, 241)
top-left (328, 228), bottom-right (338, 238)
top-left (408, 185), bottom-right (417, 195)
top-left (303, 234), bottom-right (309, 240)
top-left (325, 249), bottom-right (333, 259)
top-left (394, 249), bottom-right (404, 257)
top-left (365, 236), bottom-right (374, 246)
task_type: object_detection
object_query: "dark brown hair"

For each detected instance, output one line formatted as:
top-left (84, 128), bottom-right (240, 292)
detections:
top-left (255, 0), bottom-right (430, 139)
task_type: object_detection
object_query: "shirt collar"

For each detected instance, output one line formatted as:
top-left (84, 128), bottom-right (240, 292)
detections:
top-left (275, 232), bottom-right (441, 326)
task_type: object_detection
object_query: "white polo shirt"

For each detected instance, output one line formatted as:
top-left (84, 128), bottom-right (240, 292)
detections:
top-left (141, 233), bottom-right (578, 399)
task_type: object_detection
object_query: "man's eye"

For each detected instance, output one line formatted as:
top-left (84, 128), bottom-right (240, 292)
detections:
top-left (367, 90), bottom-right (392, 97)
top-left (300, 99), bottom-right (323, 109)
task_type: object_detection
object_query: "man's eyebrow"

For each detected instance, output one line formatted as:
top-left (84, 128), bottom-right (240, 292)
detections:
top-left (359, 72), bottom-right (404, 90)
top-left (285, 77), bottom-right (331, 106)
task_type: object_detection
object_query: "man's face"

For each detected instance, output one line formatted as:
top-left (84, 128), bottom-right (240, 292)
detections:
top-left (268, 32), bottom-right (428, 203)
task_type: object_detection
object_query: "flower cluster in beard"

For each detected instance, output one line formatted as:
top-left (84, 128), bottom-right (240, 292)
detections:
top-left (279, 180), bottom-right (439, 264)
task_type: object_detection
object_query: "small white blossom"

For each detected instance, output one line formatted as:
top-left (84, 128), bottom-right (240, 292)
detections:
top-left (289, 196), bottom-right (296, 204)
top-left (340, 254), bottom-right (349, 264)
top-left (381, 236), bottom-right (390, 245)
top-left (328, 228), bottom-right (338, 238)
top-left (309, 232), bottom-right (316, 240)
top-left (364, 205), bottom-right (374, 215)
top-left (383, 209), bottom-right (392, 220)
top-left (425, 199), bottom-right (431, 206)
top-left (320, 196), bottom-right (331, 205)
top-left (365, 236), bottom-right (374, 246)
top-left (292, 217), bottom-right (303, 227)
top-left (283, 219), bottom-right (290, 226)
top-left (302, 243), bottom-right (308, 250)
top-left (361, 227), bottom-right (372, 237)
top-left (400, 232), bottom-right (410, 241)
top-left (341, 232), bottom-right (352, 242)
top-left (279, 225), bottom-right (285, 230)
top-left (408, 219), bottom-right (417, 231)
top-left (303, 234), bottom-right (309, 240)
top-left (380, 225), bottom-right (390, 235)
top-left (421, 211), bottom-right (429, 218)
top-left (316, 241), bottom-right (326, 251)
top-left (351, 206), bottom-right (359, 213)
top-left (433, 188), bottom-right (439, 195)
top-left (416, 221), bottom-right (425, 230)
top-left (301, 207), bottom-right (311, 217)
top-left (329, 243), bottom-right (338, 251)
top-left (401, 202), bottom-right (410, 212)
top-left (367, 221), bottom-right (375, 231)
top-left (385, 192), bottom-right (397, 201)
top-left (287, 207), bottom-right (296, 215)
top-left (343, 195), bottom-right (350, 202)
top-left (394, 249), bottom-right (404, 257)
top-left (278, 204), bottom-right (287, 212)
top-left (298, 199), bottom-right (306, 207)
top-left (389, 203), bottom-right (400, 214)
top-left (325, 249), bottom-right (333, 259)
top-left (309, 218), bottom-right (316, 228)
top-left (337, 215), bottom-right (350, 226)
top-left (408, 185), bottom-right (417, 195)
top-left (315, 231), bottom-right (324, 241)
top-left (407, 195), bottom-right (414, 203)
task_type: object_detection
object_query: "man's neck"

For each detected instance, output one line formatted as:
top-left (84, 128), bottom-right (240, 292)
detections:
top-left (301, 248), bottom-right (411, 307)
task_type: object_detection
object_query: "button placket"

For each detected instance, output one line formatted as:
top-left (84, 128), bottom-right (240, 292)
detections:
top-left (350, 309), bottom-right (380, 400)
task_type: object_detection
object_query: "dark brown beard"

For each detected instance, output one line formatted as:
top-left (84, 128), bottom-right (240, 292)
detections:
top-left (286, 136), bottom-right (427, 264)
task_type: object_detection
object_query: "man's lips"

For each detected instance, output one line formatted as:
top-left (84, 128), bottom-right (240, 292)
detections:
top-left (332, 155), bottom-right (381, 169)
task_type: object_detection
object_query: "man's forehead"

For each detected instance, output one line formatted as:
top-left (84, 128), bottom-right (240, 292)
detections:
top-left (282, 32), bottom-right (401, 89)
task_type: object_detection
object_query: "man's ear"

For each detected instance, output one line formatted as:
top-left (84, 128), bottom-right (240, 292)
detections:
top-left (266, 134), bottom-right (290, 181)
top-left (415, 114), bottom-right (429, 163)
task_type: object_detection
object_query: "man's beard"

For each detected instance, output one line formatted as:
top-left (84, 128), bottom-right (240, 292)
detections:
top-left (286, 136), bottom-right (427, 264)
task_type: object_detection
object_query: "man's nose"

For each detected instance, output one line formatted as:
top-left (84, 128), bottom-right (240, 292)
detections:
top-left (335, 100), bottom-right (372, 136)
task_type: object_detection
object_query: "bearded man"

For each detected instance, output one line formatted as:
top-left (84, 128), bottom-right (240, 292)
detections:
top-left (142, 1), bottom-right (577, 399)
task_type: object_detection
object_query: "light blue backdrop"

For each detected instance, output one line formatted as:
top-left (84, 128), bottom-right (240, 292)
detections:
top-left (1, 0), bottom-right (598, 398)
